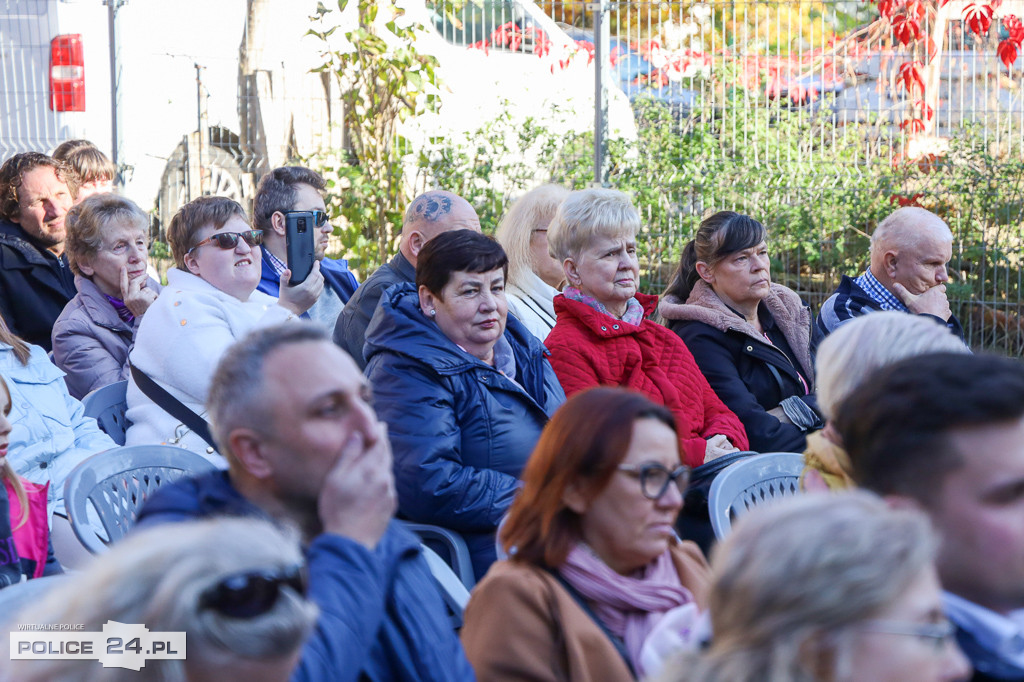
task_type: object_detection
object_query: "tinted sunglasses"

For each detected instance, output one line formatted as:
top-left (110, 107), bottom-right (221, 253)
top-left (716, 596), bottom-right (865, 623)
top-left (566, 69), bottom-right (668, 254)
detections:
top-left (187, 229), bottom-right (264, 255)
top-left (198, 563), bottom-right (307, 619)
top-left (287, 209), bottom-right (329, 227)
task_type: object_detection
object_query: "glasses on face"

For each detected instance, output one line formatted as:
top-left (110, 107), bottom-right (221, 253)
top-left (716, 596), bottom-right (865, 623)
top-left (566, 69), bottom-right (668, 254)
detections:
top-left (187, 229), bottom-right (263, 256)
top-left (102, 238), bottom-right (148, 257)
top-left (198, 563), bottom-right (307, 619)
top-left (284, 209), bottom-right (329, 227)
top-left (617, 462), bottom-right (691, 500)
top-left (858, 619), bottom-right (957, 652)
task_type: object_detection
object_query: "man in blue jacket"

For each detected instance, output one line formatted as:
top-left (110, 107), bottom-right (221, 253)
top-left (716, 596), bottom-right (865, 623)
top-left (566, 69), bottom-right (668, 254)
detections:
top-left (135, 323), bottom-right (475, 682)
top-left (253, 166), bottom-right (359, 330)
top-left (0, 152), bottom-right (77, 351)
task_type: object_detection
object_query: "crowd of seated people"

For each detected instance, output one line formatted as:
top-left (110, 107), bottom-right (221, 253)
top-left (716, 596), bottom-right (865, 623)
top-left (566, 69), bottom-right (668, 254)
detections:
top-left (0, 143), bottom-right (994, 682)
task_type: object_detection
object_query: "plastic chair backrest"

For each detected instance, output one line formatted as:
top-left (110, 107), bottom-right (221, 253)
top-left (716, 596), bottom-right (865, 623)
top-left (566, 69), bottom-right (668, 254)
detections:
top-left (81, 380), bottom-right (129, 446)
top-left (420, 545), bottom-right (471, 630)
top-left (63, 445), bottom-right (218, 554)
top-left (402, 522), bottom-right (476, 590)
top-left (708, 452), bottom-right (805, 540)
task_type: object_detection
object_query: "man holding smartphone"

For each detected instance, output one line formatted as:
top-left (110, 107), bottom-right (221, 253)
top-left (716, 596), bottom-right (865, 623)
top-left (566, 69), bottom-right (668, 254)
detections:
top-left (253, 166), bottom-right (359, 329)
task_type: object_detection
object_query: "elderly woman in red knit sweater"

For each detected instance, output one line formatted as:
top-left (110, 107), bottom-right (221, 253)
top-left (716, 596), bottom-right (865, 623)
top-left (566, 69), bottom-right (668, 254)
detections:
top-left (544, 189), bottom-right (748, 467)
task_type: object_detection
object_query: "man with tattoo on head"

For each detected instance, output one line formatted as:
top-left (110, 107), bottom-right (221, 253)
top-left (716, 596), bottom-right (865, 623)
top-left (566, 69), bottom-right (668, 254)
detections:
top-left (334, 190), bottom-right (481, 369)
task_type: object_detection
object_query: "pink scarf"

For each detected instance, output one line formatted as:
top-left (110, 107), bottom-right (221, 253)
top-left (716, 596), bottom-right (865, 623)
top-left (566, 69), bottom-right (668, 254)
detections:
top-left (559, 543), bottom-right (696, 675)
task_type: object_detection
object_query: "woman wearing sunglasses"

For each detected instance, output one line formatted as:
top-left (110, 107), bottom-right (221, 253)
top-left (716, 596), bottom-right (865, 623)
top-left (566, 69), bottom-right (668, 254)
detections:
top-left (657, 493), bottom-right (970, 682)
top-left (5, 516), bottom-right (317, 682)
top-left (124, 196), bottom-right (323, 461)
top-left (461, 387), bottom-right (709, 681)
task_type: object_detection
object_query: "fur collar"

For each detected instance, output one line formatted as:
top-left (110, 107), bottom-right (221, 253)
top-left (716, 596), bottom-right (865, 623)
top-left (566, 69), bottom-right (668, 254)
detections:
top-left (659, 280), bottom-right (814, 379)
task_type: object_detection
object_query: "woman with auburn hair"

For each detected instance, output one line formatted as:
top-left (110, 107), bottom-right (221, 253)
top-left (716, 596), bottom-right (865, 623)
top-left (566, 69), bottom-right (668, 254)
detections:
top-left (461, 387), bottom-right (710, 681)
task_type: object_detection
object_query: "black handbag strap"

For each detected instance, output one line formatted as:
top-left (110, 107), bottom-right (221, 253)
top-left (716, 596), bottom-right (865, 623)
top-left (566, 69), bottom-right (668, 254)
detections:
top-left (129, 361), bottom-right (216, 450)
top-left (546, 568), bottom-right (638, 679)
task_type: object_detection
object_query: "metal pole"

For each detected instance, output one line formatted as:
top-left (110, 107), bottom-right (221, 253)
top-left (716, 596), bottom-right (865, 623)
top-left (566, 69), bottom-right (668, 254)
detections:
top-left (592, 0), bottom-right (610, 186)
top-left (105, 0), bottom-right (124, 179)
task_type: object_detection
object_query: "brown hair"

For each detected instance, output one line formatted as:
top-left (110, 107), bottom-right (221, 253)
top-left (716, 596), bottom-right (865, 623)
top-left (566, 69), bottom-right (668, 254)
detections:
top-left (500, 387), bottom-right (676, 567)
top-left (0, 152), bottom-right (72, 223)
top-left (664, 211), bottom-right (767, 303)
top-left (167, 196), bottom-right (247, 270)
top-left (252, 166), bottom-right (325, 234)
top-left (0, 315), bottom-right (31, 366)
top-left (52, 139), bottom-right (116, 189)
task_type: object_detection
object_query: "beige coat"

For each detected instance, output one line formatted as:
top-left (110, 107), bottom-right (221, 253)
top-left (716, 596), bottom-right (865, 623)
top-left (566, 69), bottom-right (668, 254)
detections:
top-left (461, 542), bottom-right (711, 682)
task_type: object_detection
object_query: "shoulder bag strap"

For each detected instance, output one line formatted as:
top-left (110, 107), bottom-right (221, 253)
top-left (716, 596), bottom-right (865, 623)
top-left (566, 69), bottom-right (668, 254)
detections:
top-left (129, 361), bottom-right (216, 449)
top-left (545, 567), bottom-right (638, 679)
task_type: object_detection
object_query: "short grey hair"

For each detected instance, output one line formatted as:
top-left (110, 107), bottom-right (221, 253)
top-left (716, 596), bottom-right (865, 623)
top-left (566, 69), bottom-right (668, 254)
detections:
top-left (6, 517), bottom-right (317, 682)
top-left (207, 323), bottom-right (332, 460)
top-left (816, 311), bottom-right (969, 420)
top-left (65, 193), bottom-right (149, 276)
top-left (682, 492), bottom-right (936, 682)
top-left (548, 188), bottom-right (640, 262)
top-left (496, 184), bottom-right (569, 289)
top-left (870, 207), bottom-right (953, 257)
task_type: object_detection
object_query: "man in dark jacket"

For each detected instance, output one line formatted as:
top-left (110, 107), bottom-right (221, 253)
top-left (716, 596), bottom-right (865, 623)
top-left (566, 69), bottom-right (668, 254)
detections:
top-left (135, 323), bottom-right (475, 682)
top-left (252, 166), bottom-right (359, 330)
top-left (812, 206), bottom-right (964, 351)
top-left (333, 189), bottom-right (480, 369)
top-left (837, 353), bottom-right (1024, 682)
top-left (0, 153), bottom-right (77, 350)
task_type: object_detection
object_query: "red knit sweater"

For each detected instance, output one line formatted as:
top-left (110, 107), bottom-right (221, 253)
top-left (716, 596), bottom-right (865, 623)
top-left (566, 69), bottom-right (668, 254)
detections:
top-left (546, 292), bottom-right (749, 467)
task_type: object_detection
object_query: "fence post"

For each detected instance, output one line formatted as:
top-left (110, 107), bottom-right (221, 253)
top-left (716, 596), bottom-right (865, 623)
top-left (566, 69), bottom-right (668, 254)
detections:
top-left (591, 0), bottom-right (610, 187)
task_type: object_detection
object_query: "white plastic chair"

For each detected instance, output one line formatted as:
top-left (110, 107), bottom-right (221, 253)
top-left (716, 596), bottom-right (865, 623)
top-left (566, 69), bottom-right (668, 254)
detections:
top-left (708, 452), bottom-right (805, 540)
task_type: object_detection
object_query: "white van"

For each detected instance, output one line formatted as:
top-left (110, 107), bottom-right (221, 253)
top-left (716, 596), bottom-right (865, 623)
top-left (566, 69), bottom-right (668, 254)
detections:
top-left (0, 0), bottom-right (633, 228)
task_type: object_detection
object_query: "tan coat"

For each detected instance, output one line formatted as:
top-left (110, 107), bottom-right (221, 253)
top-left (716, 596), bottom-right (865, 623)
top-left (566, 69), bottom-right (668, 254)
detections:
top-left (460, 542), bottom-right (711, 682)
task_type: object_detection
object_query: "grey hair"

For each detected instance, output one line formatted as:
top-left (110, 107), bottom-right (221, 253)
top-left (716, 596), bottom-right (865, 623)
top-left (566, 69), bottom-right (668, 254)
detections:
top-left (548, 188), bottom-right (641, 262)
top-left (207, 322), bottom-right (331, 460)
top-left (681, 491), bottom-right (936, 682)
top-left (5, 517), bottom-right (317, 682)
top-left (870, 207), bottom-right (953, 257)
top-left (64, 193), bottom-right (149, 276)
top-left (815, 311), bottom-right (969, 420)
top-left (496, 184), bottom-right (569, 289)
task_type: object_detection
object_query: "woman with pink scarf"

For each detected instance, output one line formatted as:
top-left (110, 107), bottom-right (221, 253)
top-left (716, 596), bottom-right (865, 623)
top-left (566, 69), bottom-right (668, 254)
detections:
top-left (461, 387), bottom-right (710, 681)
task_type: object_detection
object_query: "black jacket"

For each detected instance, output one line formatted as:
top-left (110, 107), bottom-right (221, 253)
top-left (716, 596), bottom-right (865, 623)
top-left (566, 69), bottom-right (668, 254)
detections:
top-left (0, 220), bottom-right (76, 351)
top-left (660, 281), bottom-right (818, 453)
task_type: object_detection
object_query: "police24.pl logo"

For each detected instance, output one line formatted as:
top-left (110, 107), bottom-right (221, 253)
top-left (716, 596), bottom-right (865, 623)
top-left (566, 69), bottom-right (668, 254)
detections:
top-left (11, 621), bottom-right (186, 670)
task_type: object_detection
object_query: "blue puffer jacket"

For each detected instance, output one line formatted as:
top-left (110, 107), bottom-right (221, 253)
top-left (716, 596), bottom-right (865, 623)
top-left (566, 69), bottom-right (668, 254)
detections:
top-left (364, 284), bottom-right (565, 580)
top-left (135, 470), bottom-right (475, 682)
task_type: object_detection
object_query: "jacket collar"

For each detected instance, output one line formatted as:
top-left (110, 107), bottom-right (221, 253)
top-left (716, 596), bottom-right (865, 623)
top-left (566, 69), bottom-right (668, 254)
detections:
top-left (73, 275), bottom-right (135, 332)
top-left (389, 251), bottom-right (416, 282)
top-left (508, 271), bottom-right (559, 319)
top-left (553, 291), bottom-right (657, 338)
top-left (659, 280), bottom-right (814, 379)
top-left (0, 220), bottom-right (64, 268)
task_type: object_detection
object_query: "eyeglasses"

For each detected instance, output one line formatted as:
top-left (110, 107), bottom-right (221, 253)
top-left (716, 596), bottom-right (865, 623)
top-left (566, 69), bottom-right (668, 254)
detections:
top-left (102, 237), bottom-right (148, 257)
top-left (198, 563), bottom-right (307, 619)
top-left (858, 619), bottom-right (957, 652)
top-left (284, 209), bottom-right (329, 227)
top-left (617, 462), bottom-right (691, 500)
top-left (187, 229), bottom-right (263, 255)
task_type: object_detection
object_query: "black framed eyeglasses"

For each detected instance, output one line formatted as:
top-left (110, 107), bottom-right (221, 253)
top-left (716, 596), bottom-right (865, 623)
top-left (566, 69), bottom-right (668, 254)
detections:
top-left (284, 209), bottom-right (329, 227)
top-left (858, 619), bottom-right (957, 652)
top-left (617, 463), bottom-right (691, 500)
top-left (198, 563), bottom-right (307, 619)
top-left (187, 229), bottom-right (263, 255)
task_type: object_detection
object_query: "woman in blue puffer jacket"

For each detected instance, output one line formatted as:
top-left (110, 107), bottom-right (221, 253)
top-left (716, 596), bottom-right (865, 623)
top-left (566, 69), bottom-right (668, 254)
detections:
top-left (364, 230), bottom-right (565, 580)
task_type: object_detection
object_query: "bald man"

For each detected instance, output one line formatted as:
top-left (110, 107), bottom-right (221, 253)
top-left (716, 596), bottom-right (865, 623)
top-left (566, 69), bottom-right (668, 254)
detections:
top-left (812, 207), bottom-right (964, 349)
top-left (333, 190), bottom-right (481, 368)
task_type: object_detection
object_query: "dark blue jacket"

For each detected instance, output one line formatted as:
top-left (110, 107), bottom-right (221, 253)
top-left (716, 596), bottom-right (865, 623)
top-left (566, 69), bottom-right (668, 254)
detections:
top-left (0, 220), bottom-right (76, 351)
top-left (812, 275), bottom-right (965, 351)
top-left (955, 623), bottom-right (1024, 681)
top-left (135, 470), bottom-right (475, 682)
top-left (334, 252), bottom-right (416, 369)
top-left (364, 284), bottom-right (565, 580)
top-left (257, 249), bottom-right (359, 310)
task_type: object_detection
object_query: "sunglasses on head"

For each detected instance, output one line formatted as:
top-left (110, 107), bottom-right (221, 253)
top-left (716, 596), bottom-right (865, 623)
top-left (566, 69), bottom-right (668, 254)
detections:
top-left (198, 563), bottom-right (307, 619)
top-left (187, 229), bottom-right (264, 255)
top-left (283, 209), bottom-right (329, 227)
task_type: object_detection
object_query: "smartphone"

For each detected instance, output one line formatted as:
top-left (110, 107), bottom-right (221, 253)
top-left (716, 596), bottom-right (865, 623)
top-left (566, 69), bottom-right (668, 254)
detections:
top-left (285, 211), bottom-right (316, 285)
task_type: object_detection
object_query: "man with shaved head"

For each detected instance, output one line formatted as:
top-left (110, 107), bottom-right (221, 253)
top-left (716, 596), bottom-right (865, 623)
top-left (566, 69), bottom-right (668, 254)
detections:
top-left (333, 189), bottom-right (481, 368)
top-left (812, 206), bottom-right (963, 349)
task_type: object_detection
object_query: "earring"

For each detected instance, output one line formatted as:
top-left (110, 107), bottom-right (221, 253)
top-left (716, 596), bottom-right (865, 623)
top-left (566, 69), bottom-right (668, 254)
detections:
top-left (430, 309), bottom-right (436, 317)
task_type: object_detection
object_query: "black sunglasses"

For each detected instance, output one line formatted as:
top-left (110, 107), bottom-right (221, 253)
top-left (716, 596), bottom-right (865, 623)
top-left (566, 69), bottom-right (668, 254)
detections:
top-left (187, 229), bottom-right (264, 255)
top-left (198, 563), bottom-right (307, 619)
top-left (284, 209), bottom-right (329, 227)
